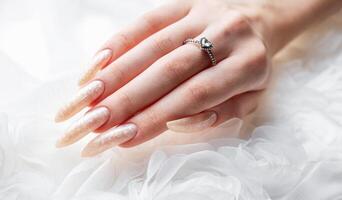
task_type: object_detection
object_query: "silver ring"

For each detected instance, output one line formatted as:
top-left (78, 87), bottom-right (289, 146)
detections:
top-left (183, 37), bottom-right (217, 66)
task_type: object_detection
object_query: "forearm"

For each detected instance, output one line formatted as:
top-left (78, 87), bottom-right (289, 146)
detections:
top-left (239, 0), bottom-right (342, 55)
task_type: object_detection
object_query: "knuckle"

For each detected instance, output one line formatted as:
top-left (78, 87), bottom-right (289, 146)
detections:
top-left (116, 32), bottom-right (133, 51)
top-left (108, 64), bottom-right (125, 84)
top-left (163, 59), bottom-right (187, 82)
top-left (229, 97), bottom-right (242, 118)
top-left (240, 42), bottom-right (269, 90)
top-left (228, 93), bottom-right (260, 118)
top-left (141, 11), bottom-right (161, 32)
top-left (186, 83), bottom-right (210, 103)
top-left (220, 22), bottom-right (233, 38)
top-left (143, 109), bottom-right (161, 129)
top-left (116, 91), bottom-right (135, 114)
top-left (221, 12), bottom-right (249, 36)
top-left (252, 41), bottom-right (268, 66)
top-left (150, 35), bottom-right (173, 55)
top-left (230, 11), bottom-right (248, 25)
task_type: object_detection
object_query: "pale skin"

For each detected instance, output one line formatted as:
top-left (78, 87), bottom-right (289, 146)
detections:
top-left (55, 0), bottom-right (342, 156)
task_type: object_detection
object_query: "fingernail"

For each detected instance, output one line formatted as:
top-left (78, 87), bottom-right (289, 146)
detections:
top-left (81, 123), bottom-right (137, 157)
top-left (78, 49), bottom-right (112, 86)
top-left (55, 80), bottom-right (105, 122)
top-left (166, 111), bottom-right (217, 133)
top-left (56, 107), bottom-right (110, 148)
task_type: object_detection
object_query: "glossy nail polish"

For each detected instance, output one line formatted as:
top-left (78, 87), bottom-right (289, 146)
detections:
top-left (55, 80), bottom-right (105, 122)
top-left (56, 107), bottom-right (110, 148)
top-left (81, 123), bottom-right (137, 157)
top-left (78, 49), bottom-right (112, 86)
top-left (166, 111), bottom-right (217, 133)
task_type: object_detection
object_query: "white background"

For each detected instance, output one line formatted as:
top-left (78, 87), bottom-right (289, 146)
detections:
top-left (1, 0), bottom-right (342, 199)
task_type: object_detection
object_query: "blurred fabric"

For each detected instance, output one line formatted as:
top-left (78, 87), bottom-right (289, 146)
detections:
top-left (0, 0), bottom-right (342, 199)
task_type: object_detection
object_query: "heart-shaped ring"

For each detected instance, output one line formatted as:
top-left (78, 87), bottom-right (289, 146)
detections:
top-left (184, 37), bottom-right (217, 66)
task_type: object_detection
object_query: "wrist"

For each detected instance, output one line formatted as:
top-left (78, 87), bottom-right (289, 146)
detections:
top-left (229, 2), bottom-right (286, 57)
top-left (237, 0), bottom-right (342, 56)
top-left (232, 2), bottom-right (297, 56)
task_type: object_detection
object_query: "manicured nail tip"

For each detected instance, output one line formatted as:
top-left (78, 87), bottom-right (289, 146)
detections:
top-left (81, 123), bottom-right (137, 157)
top-left (166, 111), bottom-right (218, 133)
top-left (55, 140), bottom-right (65, 148)
top-left (78, 49), bottom-right (112, 86)
top-left (56, 107), bottom-right (110, 148)
top-left (81, 147), bottom-right (96, 157)
top-left (55, 138), bottom-right (70, 148)
top-left (54, 80), bottom-right (105, 122)
top-left (54, 114), bottom-right (64, 123)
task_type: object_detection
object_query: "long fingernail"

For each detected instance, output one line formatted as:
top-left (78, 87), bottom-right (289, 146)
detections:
top-left (56, 107), bottom-right (110, 148)
top-left (81, 123), bottom-right (137, 157)
top-left (166, 111), bottom-right (217, 133)
top-left (78, 49), bottom-right (112, 86)
top-left (55, 80), bottom-right (105, 122)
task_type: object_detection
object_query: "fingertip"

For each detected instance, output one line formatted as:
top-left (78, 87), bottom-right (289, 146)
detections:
top-left (166, 111), bottom-right (218, 133)
top-left (78, 49), bottom-right (113, 87)
top-left (118, 140), bottom-right (136, 148)
top-left (54, 113), bottom-right (65, 123)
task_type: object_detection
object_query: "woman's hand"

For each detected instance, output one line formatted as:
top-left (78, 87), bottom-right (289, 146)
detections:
top-left (54, 0), bottom-right (341, 157)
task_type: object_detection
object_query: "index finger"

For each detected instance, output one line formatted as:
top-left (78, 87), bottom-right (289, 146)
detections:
top-left (79, 0), bottom-right (192, 86)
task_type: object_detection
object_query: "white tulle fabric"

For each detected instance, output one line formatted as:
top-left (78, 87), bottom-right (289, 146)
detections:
top-left (1, 0), bottom-right (342, 199)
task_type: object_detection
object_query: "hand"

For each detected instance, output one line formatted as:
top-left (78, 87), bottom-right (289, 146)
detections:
top-left (54, 0), bottom-right (290, 156)
top-left (55, 0), bottom-right (272, 156)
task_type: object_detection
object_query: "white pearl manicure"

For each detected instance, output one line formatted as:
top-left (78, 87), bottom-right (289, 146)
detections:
top-left (81, 123), bottom-right (137, 157)
top-left (166, 111), bottom-right (217, 133)
top-left (78, 49), bottom-right (112, 86)
top-left (56, 107), bottom-right (110, 148)
top-left (55, 80), bottom-right (105, 122)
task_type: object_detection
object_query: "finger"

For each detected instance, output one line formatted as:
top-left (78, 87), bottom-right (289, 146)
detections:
top-left (94, 23), bottom-right (234, 132)
top-left (92, 15), bottom-right (206, 106)
top-left (166, 91), bottom-right (262, 133)
top-left (78, 0), bottom-right (193, 86)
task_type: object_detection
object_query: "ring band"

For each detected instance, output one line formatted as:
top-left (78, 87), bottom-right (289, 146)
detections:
top-left (184, 37), bottom-right (217, 66)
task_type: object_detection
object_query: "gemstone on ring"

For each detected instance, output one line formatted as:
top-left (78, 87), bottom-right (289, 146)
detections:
top-left (183, 37), bottom-right (217, 66)
top-left (200, 37), bottom-right (213, 49)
